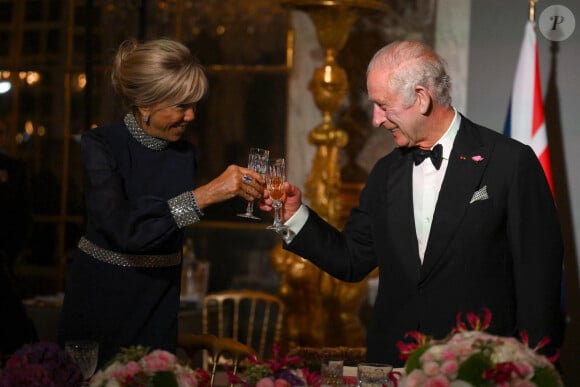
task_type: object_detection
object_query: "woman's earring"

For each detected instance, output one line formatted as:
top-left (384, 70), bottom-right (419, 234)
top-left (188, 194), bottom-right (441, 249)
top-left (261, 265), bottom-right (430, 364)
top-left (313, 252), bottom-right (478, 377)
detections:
top-left (144, 115), bottom-right (150, 126)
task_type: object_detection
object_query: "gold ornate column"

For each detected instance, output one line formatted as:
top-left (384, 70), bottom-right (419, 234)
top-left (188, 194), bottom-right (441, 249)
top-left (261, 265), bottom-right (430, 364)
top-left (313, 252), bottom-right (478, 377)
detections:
top-left (274, 0), bottom-right (384, 350)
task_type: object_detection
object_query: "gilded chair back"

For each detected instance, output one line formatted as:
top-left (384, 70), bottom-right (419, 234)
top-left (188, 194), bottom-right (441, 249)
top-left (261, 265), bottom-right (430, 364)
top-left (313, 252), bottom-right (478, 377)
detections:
top-left (178, 333), bottom-right (252, 387)
top-left (202, 289), bottom-right (285, 365)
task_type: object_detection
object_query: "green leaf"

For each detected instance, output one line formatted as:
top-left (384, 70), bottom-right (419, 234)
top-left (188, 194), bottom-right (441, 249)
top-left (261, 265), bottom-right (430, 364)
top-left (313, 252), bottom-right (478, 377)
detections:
top-left (404, 345), bottom-right (431, 375)
top-left (532, 366), bottom-right (564, 387)
top-left (151, 371), bottom-right (179, 387)
top-left (456, 353), bottom-right (492, 385)
top-left (245, 364), bottom-right (272, 385)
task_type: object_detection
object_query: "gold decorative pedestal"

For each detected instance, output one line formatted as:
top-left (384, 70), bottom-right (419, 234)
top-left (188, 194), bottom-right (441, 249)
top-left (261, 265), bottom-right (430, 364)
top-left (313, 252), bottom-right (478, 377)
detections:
top-left (273, 0), bottom-right (384, 350)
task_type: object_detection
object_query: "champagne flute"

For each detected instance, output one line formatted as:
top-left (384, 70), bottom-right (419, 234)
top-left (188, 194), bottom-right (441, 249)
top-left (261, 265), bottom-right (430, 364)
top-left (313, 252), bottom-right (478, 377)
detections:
top-left (65, 340), bottom-right (99, 386)
top-left (266, 158), bottom-right (288, 231)
top-left (237, 147), bottom-right (269, 220)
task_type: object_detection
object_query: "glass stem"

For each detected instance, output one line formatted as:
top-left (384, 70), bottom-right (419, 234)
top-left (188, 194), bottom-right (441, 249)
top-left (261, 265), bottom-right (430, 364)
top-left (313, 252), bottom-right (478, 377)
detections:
top-left (273, 200), bottom-right (282, 227)
top-left (245, 200), bottom-right (254, 214)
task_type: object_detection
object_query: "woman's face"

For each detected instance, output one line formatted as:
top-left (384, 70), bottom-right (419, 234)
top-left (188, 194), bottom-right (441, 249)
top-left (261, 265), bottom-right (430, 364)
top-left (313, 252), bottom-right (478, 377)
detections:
top-left (141, 103), bottom-right (197, 142)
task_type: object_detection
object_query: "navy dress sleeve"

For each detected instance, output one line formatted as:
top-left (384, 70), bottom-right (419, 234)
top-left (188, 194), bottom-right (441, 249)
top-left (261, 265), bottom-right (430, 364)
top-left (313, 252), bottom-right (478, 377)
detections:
top-left (81, 125), bottom-right (196, 254)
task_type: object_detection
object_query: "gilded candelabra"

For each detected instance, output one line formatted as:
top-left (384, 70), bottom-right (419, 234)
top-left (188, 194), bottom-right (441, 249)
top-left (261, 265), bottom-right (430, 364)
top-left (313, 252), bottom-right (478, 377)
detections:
top-left (274, 0), bottom-right (384, 350)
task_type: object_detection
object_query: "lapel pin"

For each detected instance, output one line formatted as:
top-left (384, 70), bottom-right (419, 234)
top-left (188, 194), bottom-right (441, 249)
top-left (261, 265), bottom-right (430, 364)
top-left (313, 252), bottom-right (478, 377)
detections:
top-left (460, 155), bottom-right (466, 160)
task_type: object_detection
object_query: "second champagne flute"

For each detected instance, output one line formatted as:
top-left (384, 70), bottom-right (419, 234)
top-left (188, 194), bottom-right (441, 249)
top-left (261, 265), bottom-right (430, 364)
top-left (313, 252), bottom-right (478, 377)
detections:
top-left (65, 340), bottom-right (99, 386)
top-left (266, 158), bottom-right (288, 231)
top-left (237, 147), bottom-right (269, 220)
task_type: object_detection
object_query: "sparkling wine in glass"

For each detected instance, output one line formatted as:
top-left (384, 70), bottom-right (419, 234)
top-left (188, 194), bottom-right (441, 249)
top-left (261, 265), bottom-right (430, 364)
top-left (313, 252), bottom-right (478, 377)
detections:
top-left (237, 147), bottom-right (269, 220)
top-left (65, 340), bottom-right (99, 386)
top-left (266, 158), bottom-right (288, 231)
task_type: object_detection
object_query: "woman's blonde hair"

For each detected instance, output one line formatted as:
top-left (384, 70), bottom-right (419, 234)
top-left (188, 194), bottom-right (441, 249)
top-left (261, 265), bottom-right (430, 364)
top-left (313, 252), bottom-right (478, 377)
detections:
top-left (110, 38), bottom-right (208, 111)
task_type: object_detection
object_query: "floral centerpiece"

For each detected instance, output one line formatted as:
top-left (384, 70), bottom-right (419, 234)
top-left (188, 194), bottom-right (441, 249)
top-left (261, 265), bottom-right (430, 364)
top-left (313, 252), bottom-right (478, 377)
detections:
top-left (228, 343), bottom-right (321, 387)
top-left (0, 341), bottom-right (83, 387)
top-left (396, 309), bottom-right (563, 387)
top-left (89, 346), bottom-right (210, 387)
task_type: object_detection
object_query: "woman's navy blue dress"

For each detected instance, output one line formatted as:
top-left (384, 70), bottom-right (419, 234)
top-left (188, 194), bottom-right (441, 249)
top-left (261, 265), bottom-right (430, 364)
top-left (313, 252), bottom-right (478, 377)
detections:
top-left (58, 116), bottom-right (196, 366)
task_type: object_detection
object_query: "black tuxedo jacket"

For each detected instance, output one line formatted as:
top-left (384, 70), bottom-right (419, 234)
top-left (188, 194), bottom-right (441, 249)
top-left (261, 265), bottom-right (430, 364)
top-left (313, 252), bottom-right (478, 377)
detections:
top-left (285, 116), bottom-right (563, 367)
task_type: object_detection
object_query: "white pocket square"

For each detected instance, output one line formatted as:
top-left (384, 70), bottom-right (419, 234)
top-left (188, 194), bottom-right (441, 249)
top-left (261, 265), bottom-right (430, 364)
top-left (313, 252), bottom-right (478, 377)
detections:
top-left (470, 185), bottom-right (489, 204)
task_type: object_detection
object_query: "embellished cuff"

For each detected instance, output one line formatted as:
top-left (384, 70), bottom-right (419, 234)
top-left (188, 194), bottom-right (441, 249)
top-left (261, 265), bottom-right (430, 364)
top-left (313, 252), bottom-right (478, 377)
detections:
top-left (168, 191), bottom-right (204, 228)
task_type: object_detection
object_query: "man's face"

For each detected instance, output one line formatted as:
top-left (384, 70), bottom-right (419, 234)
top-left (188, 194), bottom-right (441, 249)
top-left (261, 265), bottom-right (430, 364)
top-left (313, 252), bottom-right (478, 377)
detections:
top-left (367, 68), bottom-right (423, 148)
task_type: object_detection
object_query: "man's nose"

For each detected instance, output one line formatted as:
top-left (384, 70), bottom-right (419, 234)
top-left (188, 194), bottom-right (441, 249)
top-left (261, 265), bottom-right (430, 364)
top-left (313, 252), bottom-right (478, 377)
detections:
top-left (372, 104), bottom-right (386, 127)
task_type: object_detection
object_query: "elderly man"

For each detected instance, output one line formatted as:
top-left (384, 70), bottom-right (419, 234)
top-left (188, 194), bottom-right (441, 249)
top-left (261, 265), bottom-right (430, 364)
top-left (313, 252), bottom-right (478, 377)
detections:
top-left (261, 40), bottom-right (563, 367)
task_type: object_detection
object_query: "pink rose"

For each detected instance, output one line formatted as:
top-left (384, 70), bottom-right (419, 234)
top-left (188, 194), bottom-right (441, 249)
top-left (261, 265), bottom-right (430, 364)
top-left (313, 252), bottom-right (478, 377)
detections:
top-left (471, 155), bottom-right (484, 162)
top-left (142, 350), bottom-right (175, 372)
top-left (274, 378), bottom-right (291, 387)
top-left (512, 361), bottom-right (534, 377)
top-left (423, 375), bottom-right (450, 387)
top-left (420, 351), bottom-right (435, 362)
top-left (124, 361), bottom-right (141, 377)
top-left (422, 361), bottom-right (440, 376)
top-left (440, 350), bottom-right (456, 361)
top-left (112, 361), bottom-right (141, 380)
top-left (440, 360), bottom-right (458, 378)
top-left (402, 370), bottom-right (427, 387)
top-left (256, 377), bottom-right (275, 387)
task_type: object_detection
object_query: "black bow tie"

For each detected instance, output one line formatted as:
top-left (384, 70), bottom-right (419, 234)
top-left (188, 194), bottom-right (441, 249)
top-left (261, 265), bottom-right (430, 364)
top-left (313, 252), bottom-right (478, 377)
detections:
top-left (413, 144), bottom-right (443, 170)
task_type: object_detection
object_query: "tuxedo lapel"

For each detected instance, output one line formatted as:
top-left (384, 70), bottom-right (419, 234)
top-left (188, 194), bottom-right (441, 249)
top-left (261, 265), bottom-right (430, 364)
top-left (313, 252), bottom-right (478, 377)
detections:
top-left (420, 119), bottom-right (492, 279)
top-left (384, 149), bottom-right (422, 280)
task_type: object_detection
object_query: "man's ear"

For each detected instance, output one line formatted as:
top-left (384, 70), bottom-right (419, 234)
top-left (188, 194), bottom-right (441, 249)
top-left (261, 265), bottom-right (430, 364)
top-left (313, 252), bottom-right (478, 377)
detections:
top-left (415, 85), bottom-right (432, 115)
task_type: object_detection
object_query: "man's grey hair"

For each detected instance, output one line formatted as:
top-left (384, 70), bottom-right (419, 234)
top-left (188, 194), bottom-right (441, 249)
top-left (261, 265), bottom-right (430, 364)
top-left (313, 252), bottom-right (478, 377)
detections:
top-left (367, 41), bottom-right (452, 107)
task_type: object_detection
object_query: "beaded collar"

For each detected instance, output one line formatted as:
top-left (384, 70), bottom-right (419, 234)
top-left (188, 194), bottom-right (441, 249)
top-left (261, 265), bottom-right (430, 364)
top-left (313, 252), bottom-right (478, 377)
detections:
top-left (124, 113), bottom-right (168, 151)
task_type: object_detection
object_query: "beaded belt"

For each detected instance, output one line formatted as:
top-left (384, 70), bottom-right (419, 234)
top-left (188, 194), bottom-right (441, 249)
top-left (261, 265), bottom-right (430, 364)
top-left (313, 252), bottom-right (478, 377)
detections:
top-left (78, 237), bottom-right (181, 268)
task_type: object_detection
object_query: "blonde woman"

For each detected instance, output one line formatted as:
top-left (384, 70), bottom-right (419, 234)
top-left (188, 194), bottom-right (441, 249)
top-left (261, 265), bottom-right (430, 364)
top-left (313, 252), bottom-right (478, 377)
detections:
top-left (58, 39), bottom-right (264, 366)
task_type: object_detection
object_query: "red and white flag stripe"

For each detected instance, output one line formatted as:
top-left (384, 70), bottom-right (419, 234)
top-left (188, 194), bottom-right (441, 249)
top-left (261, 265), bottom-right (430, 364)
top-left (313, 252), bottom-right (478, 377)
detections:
top-left (507, 20), bottom-right (554, 194)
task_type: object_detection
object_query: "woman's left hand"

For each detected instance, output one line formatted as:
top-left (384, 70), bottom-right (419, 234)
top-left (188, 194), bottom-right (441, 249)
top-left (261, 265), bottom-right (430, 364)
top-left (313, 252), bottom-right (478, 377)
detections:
top-left (193, 164), bottom-right (265, 210)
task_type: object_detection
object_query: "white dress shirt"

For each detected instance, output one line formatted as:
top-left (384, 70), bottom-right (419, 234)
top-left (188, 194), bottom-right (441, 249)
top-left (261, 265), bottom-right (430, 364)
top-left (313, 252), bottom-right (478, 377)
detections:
top-left (282, 110), bottom-right (461, 259)
top-left (413, 110), bottom-right (460, 262)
